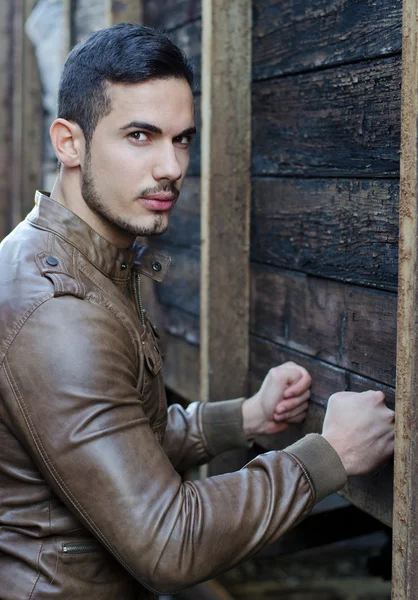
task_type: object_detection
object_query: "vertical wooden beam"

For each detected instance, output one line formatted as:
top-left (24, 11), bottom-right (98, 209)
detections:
top-left (10, 0), bottom-right (24, 228)
top-left (392, 0), bottom-right (418, 596)
top-left (200, 1), bottom-right (252, 404)
top-left (9, 0), bottom-right (42, 229)
top-left (107, 0), bottom-right (143, 26)
top-left (62, 0), bottom-right (73, 57)
top-left (21, 0), bottom-right (42, 217)
top-left (0, 0), bottom-right (12, 238)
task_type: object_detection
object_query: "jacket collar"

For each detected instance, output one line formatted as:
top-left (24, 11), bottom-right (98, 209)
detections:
top-left (27, 191), bottom-right (171, 283)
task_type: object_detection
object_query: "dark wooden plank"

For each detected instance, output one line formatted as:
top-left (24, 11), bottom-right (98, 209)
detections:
top-left (251, 264), bottom-right (397, 386)
top-left (392, 0), bottom-right (418, 592)
top-left (249, 335), bottom-right (395, 409)
top-left (163, 331), bottom-right (200, 400)
top-left (154, 245), bottom-right (200, 316)
top-left (250, 335), bottom-right (394, 525)
top-left (162, 305), bottom-right (200, 346)
top-left (251, 178), bottom-right (399, 291)
top-left (252, 55), bottom-right (401, 177)
top-left (143, 0), bottom-right (201, 31)
top-left (168, 19), bottom-right (201, 91)
top-left (253, 0), bottom-right (402, 80)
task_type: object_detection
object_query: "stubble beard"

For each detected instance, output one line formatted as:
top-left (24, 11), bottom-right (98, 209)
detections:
top-left (81, 152), bottom-right (169, 238)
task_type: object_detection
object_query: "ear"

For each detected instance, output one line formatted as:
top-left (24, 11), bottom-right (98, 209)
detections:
top-left (50, 118), bottom-right (85, 168)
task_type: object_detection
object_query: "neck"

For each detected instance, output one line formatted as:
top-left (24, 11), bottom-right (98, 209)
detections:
top-left (50, 168), bottom-right (135, 249)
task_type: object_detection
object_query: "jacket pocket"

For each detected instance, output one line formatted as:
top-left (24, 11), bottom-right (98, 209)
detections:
top-left (62, 540), bottom-right (102, 555)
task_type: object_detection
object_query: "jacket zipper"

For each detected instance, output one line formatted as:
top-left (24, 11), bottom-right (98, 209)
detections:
top-left (62, 542), bottom-right (101, 555)
top-left (135, 273), bottom-right (145, 326)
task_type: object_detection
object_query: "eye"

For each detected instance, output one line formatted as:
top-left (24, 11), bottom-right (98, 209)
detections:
top-left (174, 134), bottom-right (193, 147)
top-left (129, 131), bottom-right (148, 142)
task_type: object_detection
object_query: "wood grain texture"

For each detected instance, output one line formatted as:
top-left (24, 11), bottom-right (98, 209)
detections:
top-left (251, 264), bottom-right (397, 386)
top-left (0, 0), bottom-right (11, 238)
top-left (9, 0), bottom-right (42, 230)
top-left (253, 0), bottom-right (402, 80)
top-left (200, 0), bottom-right (252, 402)
top-left (155, 245), bottom-right (200, 316)
top-left (21, 0), bottom-right (42, 218)
top-left (252, 55), bottom-right (401, 177)
top-left (110, 0), bottom-right (143, 25)
top-left (163, 331), bottom-right (200, 401)
top-left (74, 0), bottom-right (107, 43)
top-left (250, 335), bottom-right (394, 525)
top-left (392, 0), bottom-right (418, 594)
top-left (143, 0), bottom-right (201, 31)
top-left (168, 18), bottom-right (201, 91)
top-left (252, 178), bottom-right (399, 290)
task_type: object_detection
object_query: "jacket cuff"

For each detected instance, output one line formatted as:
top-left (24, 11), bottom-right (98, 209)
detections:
top-left (201, 398), bottom-right (250, 457)
top-left (284, 434), bottom-right (347, 504)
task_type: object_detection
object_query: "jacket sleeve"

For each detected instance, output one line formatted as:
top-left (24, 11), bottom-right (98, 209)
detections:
top-left (163, 398), bottom-right (250, 472)
top-left (1, 296), bottom-right (347, 595)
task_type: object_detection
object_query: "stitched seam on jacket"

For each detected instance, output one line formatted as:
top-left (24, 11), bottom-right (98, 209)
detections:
top-left (282, 451), bottom-right (316, 505)
top-left (79, 265), bottom-right (139, 351)
top-left (3, 359), bottom-right (159, 595)
top-left (28, 222), bottom-right (130, 284)
top-left (27, 540), bottom-right (44, 600)
top-left (0, 294), bottom-right (53, 365)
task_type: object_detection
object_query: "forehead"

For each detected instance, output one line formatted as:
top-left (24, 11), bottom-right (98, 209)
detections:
top-left (105, 78), bottom-right (194, 128)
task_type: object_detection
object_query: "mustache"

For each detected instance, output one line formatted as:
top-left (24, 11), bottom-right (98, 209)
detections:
top-left (139, 184), bottom-right (180, 200)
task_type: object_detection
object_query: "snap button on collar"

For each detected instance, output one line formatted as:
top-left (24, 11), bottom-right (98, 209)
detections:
top-left (46, 256), bottom-right (58, 266)
top-left (152, 261), bottom-right (162, 272)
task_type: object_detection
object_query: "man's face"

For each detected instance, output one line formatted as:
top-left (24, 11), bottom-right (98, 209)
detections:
top-left (81, 77), bottom-right (195, 239)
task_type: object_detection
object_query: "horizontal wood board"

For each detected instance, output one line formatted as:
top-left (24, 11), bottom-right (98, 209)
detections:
top-left (253, 0), bottom-right (402, 79)
top-left (158, 305), bottom-right (395, 408)
top-left (252, 178), bottom-right (399, 290)
top-left (143, 0), bottom-right (201, 32)
top-left (251, 264), bottom-right (397, 386)
top-left (250, 335), bottom-right (394, 526)
top-left (252, 55), bottom-right (401, 177)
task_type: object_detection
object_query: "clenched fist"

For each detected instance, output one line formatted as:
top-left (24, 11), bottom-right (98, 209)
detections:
top-left (242, 362), bottom-right (311, 437)
top-left (322, 390), bottom-right (395, 476)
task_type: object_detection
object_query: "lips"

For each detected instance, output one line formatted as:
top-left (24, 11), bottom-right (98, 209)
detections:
top-left (140, 193), bottom-right (176, 212)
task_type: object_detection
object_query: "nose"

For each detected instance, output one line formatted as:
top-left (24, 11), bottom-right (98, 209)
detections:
top-left (152, 142), bottom-right (183, 183)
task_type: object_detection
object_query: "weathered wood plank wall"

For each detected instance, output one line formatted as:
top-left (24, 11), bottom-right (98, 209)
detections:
top-left (0, 0), bottom-right (42, 239)
top-left (144, 0), bottom-right (401, 524)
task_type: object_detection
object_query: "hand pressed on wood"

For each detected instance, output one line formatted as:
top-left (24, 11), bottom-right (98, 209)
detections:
top-left (242, 362), bottom-right (311, 438)
top-left (322, 390), bottom-right (395, 476)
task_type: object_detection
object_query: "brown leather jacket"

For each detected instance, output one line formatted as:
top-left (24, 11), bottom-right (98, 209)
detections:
top-left (0, 192), bottom-right (346, 599)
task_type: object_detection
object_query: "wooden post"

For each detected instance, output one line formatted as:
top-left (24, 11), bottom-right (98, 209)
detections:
top-left (107, 0), bottom-right (143, 26)
top-left (200, 0), bottom-right (252, 405)
top-left (392, 0), bottom-right (418, 596)
top-left (9, 0), bottom-right (42, 230)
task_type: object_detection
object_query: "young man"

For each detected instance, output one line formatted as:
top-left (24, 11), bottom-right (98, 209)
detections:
top-left (0, 24), bottom-right (394, 599)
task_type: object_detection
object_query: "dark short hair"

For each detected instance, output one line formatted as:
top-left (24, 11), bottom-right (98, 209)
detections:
top-left (58, 23), bottom-right (194, 147)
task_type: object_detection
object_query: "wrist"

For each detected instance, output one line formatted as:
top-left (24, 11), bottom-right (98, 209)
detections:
top-left (242, 396), bottom-right (264, 439)
top-left (321, 434), bottom-right (351, 476)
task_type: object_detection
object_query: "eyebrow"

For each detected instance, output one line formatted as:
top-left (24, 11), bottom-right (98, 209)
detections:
top-left (120, 121), bottom-right (196, 138)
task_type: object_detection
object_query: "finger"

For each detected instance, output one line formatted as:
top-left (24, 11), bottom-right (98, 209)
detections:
top-left (275, 401), bottom-right (309, 422)
top-left (287, 411), bottom-right (308, 424)
top-left (283, 368), bottom-right (311, 398)
top-left (276, 390), bottom-right (311, 414)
